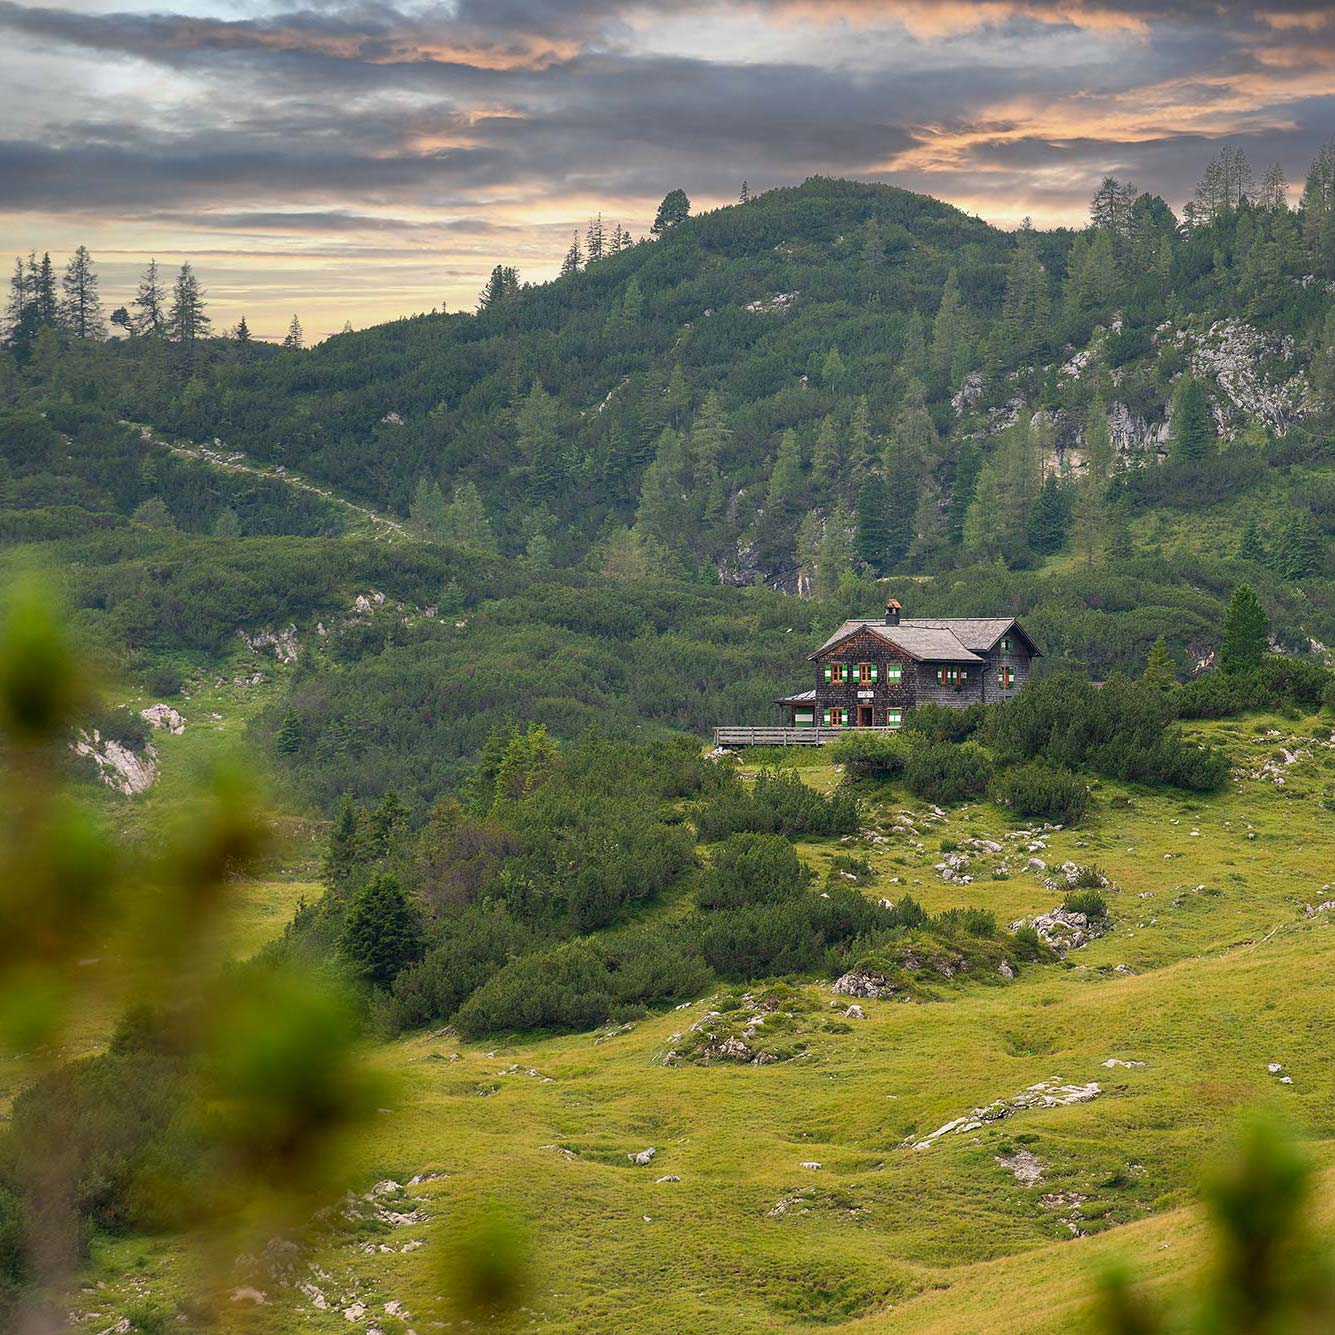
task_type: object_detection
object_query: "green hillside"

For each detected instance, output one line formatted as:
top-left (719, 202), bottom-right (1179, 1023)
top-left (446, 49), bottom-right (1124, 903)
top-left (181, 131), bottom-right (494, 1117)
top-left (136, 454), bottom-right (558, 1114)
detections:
top-left (6, 165), bottom-right (1335, 1333)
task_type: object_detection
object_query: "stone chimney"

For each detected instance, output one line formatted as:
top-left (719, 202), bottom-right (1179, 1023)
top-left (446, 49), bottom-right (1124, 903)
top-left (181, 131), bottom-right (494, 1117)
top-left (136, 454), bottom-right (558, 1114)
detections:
top-left (885, 598), bottom-right (901, 627)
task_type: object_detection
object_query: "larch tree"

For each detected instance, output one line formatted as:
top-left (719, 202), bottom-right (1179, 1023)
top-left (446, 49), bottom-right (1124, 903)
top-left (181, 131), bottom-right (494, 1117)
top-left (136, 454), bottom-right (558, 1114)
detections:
top-left (1141, 637), bottom-right (1177, 691)
top-left (814, 504), bottom-right (855, 599)
top-left (931, 267), bottom-right (969, 377)
top-left (442, 482), bottom-right (498, 555)
top-left (585, 214), bottom-right (605, 263)
top-left (1219, 583), bottom-right (1269, 674)
top-left (517, 381), bottom-right (565, 496)
top-left (1259, 162), bottom-right (1289, 211)
top-left (132, 259), bottom-right (167, 334)
top-left (59, 245), bottom-right (102, 339)
top-left (560, 231), bottom-right (582, 277)
top-left (854, 473), bottom-right (890, 573)
top-left (410, 477), bottom-right (450, 541)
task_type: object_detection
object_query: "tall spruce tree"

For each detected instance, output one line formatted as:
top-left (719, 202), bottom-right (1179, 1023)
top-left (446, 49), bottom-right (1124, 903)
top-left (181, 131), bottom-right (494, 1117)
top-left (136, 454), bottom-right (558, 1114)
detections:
top-left (1219, 583), bottom-right (1269, 674)
top-left (60, 245), bottom-right (102, 339)
top-left (854, 473), bottom-right (889, 572)
top-left (1170, 376), bottom-right (1214, 463)
top-left (167, 263), bottom-right (210, 345)
top-left (282, 314), bottom-right (304, 349)
top-left (339, 873), bottom-right (423, 988)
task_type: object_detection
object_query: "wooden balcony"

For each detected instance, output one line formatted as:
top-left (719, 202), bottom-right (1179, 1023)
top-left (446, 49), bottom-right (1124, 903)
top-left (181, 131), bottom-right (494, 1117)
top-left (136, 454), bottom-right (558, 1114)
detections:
top-left (712, 726), bottom-right (902, 747)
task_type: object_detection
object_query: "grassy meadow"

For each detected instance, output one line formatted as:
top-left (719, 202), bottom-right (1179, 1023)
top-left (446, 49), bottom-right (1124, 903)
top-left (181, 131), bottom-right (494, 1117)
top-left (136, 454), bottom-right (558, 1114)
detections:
top-left (61, 710), bottom-right (1335, 1335)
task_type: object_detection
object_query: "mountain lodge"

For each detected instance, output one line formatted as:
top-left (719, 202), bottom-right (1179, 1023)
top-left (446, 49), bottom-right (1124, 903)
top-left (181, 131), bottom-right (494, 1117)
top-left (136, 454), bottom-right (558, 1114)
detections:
top-left (714, 602), bottom-right (1040, 746)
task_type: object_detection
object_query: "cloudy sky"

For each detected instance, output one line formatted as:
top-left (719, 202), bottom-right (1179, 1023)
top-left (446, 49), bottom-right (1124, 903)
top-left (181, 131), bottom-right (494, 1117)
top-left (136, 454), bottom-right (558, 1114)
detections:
top-left (3, 0), bottom-right (1334, 340)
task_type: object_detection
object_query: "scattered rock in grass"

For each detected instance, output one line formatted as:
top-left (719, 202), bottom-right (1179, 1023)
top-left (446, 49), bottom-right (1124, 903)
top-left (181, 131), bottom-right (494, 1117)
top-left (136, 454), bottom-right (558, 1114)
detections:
top-left (995, 1148), bottom-right (1045, 1186)
top-left (140, 703), bottom-right (185, 733)
top-left (1103, 1058), bottom-right (1146, 1068)
top-left (407, 1170), bottom-right (448, 1185)
top-left (237, 624), bottom-right (300, 663)
top-left (230, 1287), bottom-right (266, 1304)
top-left (541, 1144), bottom-right (576, 1160)
top-left (343, 1301), bottom-right (365, 1322)
top-left (800, 1161), bottom-right (822, 1169)
top-left (844, 1004), bottom-right (867, 1020)
top-left (656, 1175), bottom-right (680, 1183)
top-left (1010, 907), bottom-right (1108, 956)
top-left (909, 1078), bottom-right (1102, 1149)
top-left (628, 1147), bottom-right (657, 1166)
top-left (832, 966), bottom-right (899, 999)
top-left (662, 986), bottom-right (819, 1065)
top-left (997, 960), bottom-right (1015, 980)
top-left (1040, 1190), bottom-right (1092, 1236)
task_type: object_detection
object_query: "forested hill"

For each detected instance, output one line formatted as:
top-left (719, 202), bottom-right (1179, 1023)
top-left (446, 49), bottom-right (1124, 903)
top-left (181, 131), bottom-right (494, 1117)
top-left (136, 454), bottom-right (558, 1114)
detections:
top-left (96, 167), bottom-right (1334, 594)
top-left (7, 162), bottom-right (1335, 695)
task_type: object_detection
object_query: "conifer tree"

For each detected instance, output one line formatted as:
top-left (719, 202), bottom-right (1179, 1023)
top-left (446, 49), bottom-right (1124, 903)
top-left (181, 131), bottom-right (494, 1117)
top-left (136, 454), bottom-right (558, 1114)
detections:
top-left (794, 511), bottom-right (822, 597)
top-left (410, 477), bottom-right (450, 540)
top-left (59, 245), bottom-right (102, 339)
top-left (1074, 394), bottom-right (1113, 565)
top-left (854, 473), bottom-right (889, 572)
top-left (1027, 474), bottom-right (1070, 555)
top-left (234, 315), bottom-right (252, 344)
top-left (634, 427), bottom-right (691, 553)
top-left (815, 504), bottom-right (855, 598)
top-left (765, 428), bottom-right (803, 519)
top-left (1237, 516), bottom-right (1266, 562)
top-left (585, 214), bottom-right (605, 264)
top-left (1141, 636), bottom-right (1177, 691)
top-left (931, 268), bottom-right (968, 376)
top-left (995, 234), bottom-right (1050, 367)
top-left (477, 265), bottom-right (520, 312)
top-left (30, 253), bottom-right (58, 328)
top-left (1260, 163), bottom-right (1289, 211)
top-left (560, 231), bottom-right (582, 276)
top-left (1170, 376), bottom-right (1214, 463)
top-left (282, 314), bottom-right (303, 349)
top-left (275, 710), bottom-right (303, 753)
top-left (212, 506), bottom-right (242, 539)
top-left (340, 873), bottom-right (423, 988)
top-left (620, 277), bottom-right (643, 325)
top-left (688, 390), bottom-right (730, 491)
top-left (907, 478), bottom-right (947, 569)
top-left (517, 381), bottom-right (564, 496)
top-left (810, 413), bottom-right (840, 491)
top-left (1276, 510), bottom-right (1321, 581)
top-left (947, 441), bottom-right (982, 545)
top-left (846, 396), bottom-right (875, 483)
top-left (739, 180), bottom-right (750, 203)
top-left (167, 263), bottom-right (210, 345)
top-left (651, 189), bottom-right (690, 236)
top-left (324, 793), bottom-right (364, 886)
top-left (442, 482), bottom-right (498, 555)
top-left (131, 259), bottom-right (166, 334)
top-left (1220, 584), bottom-right (1269, 674)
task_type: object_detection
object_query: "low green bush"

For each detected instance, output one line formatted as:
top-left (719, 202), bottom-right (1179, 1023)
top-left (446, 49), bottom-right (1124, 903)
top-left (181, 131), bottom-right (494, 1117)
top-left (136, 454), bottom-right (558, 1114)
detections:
top-left (1063, 889), bottom-right (1108, 920)
top-left (694, 767), bottom-right (859, 841)
top-left (993, 763), bottom-right (1090, 825)
top-left (904, 702), bottom-right (986, 742)
top-left (904, 741), bottom-right (993, 804)
top-left (827, 730), bottom-right (915, 779)
top-left (698, 834), bottom-right (812, 909)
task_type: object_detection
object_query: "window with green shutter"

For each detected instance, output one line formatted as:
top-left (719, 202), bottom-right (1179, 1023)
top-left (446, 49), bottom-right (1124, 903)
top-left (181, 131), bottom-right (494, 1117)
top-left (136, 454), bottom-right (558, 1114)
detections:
top-left (885, 663), bottom-right (901, 684)
top-left (1000, 636), bottom-right (1012, 652)
top-left (886, 707), bottom-right (902, 729)
top-left (869, 663), bottom-right (879, 682)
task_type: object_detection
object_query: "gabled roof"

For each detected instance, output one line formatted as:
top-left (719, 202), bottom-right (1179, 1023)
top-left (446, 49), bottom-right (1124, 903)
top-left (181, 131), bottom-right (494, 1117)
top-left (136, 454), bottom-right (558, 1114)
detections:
top-left (809, 620), bottom-right (982, 663)
top-left (810, 615), bottom-right (1039, 663)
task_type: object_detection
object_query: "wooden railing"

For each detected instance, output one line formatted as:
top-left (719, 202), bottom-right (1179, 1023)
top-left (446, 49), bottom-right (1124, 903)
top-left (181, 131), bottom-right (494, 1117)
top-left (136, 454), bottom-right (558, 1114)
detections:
top-left (712, 726), bottom-right (902, 747)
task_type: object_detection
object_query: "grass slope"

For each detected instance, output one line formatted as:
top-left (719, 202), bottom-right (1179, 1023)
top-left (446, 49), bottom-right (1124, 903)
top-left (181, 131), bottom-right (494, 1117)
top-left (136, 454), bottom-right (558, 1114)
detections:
top-left (68, 712), bottom-right (1335, 1334)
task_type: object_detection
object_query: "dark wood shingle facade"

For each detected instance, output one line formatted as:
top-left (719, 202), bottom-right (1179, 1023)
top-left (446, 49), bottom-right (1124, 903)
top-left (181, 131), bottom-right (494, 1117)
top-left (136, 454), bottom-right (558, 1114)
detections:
top-left (777, 602), bottom-right (1040, 730)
